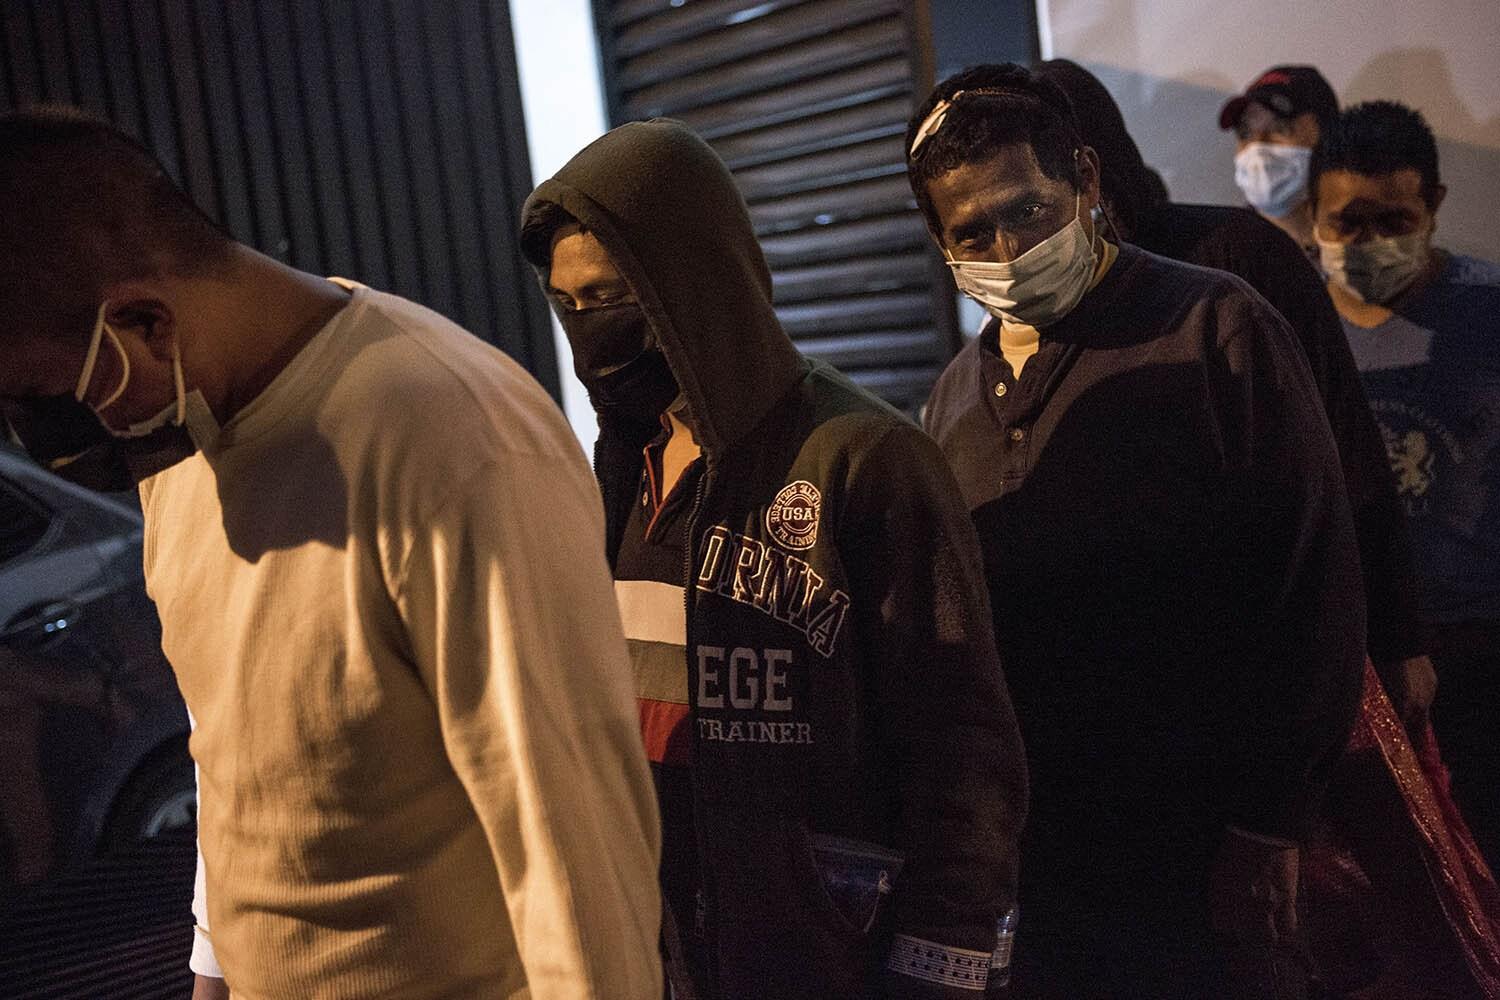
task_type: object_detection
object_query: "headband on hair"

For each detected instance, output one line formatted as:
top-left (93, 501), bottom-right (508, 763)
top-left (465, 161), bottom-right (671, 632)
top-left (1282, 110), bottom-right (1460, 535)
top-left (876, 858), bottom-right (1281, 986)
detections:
top-left (908, 87), bottom-right (1034, 158)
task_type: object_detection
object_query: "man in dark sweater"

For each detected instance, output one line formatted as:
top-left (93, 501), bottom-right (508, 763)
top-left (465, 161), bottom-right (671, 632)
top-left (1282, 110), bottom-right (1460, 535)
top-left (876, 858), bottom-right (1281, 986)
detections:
top-left (906, 64), bottom-right (1365, 997)
top-left (521, 119), bottom-right (1028, 1000)
top-left (1034, 59), bottom-right (1433, 728)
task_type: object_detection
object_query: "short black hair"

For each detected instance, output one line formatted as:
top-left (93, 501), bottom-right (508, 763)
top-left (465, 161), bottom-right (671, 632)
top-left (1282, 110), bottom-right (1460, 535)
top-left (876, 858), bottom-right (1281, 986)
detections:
top-left (905, 63), bottom-right (1085, 234)
top-left (1310, 100), bottom-right (1442, 209)
top-left (0, 105), bottom-right (232, 347)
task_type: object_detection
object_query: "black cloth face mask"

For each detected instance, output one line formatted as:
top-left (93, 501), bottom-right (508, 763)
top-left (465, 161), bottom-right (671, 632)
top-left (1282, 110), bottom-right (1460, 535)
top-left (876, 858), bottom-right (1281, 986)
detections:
top-left (559, 302), bottom-right (679, 425)
top-left (3, 394), bottom-right (192, 492)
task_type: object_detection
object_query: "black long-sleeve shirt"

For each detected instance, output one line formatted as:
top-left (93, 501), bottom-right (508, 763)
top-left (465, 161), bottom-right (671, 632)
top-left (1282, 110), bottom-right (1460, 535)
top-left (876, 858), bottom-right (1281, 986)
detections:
top-left (1131, 203), bottom-right (1424, 664)
top-left (925, 243), bottom-right (1365, 899)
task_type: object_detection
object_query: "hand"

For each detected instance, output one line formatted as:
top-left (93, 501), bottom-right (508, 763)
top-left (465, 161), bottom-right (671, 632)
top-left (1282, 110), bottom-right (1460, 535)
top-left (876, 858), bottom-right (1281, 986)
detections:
top-left (1388, 654), bottom-right (1438, 732)
top-left (1209, 827), bottom-right (1299, 946)
top-left (191, 974), bottom-right (230, 1000)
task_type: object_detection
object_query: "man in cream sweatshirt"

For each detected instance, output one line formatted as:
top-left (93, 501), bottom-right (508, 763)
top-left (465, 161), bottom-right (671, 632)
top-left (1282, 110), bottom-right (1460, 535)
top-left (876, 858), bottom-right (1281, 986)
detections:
top-left (0, 108), bottom-right (662, 999)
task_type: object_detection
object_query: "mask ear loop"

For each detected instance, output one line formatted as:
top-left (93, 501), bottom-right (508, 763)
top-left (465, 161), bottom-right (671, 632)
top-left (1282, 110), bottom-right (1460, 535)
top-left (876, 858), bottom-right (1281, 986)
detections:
top-left (170, 335), bottom-right (187, 426)
top-left (75, 302), bottom-right (135, 413)
top-left (1096, 200), bottom-right (1125, 245)
top-left (74, 301), bottom-right (109, 402)
top-left (95, 324), bottom-right (134, 412)
top-left (1071, 148), bottom-right (1122, 250)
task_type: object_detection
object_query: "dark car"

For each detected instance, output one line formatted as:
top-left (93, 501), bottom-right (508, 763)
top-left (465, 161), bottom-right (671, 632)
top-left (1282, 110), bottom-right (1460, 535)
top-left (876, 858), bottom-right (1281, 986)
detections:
top-left (0, 442), bottom-right (193, 889)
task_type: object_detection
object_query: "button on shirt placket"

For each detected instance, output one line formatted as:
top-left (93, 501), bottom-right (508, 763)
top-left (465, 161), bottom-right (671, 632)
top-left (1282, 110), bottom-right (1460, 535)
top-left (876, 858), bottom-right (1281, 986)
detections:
top-left (983, 346), bottom-right (1044, 483)
top-left (1001, 416), bottom-right (1032, 480)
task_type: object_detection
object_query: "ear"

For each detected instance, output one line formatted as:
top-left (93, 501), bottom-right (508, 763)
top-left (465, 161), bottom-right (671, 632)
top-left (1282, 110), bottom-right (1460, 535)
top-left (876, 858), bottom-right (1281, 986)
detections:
top-left (1078, 146), bottom-right (1103, 212)
top-left (1097, 197), bottom-right (1126, 243)
top-left (1429, 183), bottom-right (1448, 215)
top-left (913, 183), bottom-right (949, 251)
top-left (101, 283), bottom-right (177, 363)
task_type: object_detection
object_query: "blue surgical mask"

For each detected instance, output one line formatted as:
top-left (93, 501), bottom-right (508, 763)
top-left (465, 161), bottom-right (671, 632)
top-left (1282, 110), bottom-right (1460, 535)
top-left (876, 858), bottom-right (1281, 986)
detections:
top-left (1234, 142), bottom-right (1312, 219)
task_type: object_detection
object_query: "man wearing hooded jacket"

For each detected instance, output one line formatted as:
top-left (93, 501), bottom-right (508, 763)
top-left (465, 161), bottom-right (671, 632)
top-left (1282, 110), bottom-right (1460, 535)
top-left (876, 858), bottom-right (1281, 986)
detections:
top-left (521, 119), bottom-right (1028, 1000)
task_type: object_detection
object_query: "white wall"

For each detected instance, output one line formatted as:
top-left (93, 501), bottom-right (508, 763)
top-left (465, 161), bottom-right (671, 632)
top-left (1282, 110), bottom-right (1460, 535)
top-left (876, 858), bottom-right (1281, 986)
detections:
top-left (512, 0), bottom-right (609, 453)
top-left (1038, 0), bottom-right (1500, 261)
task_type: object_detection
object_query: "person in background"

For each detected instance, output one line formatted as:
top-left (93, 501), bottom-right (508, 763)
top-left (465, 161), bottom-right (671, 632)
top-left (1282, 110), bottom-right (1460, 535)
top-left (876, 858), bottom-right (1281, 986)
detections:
top-left (1220, 65), bottom-right (1340, 256)
top-left (1040, 63), bottom-right (1500, 996)
top-left (0, 107), bottom-right (663, 1000)
top-left (1312, 100), bottom-right (1500, 872)
top-left (907, 63), bottom-right (1366, 998)
top-left (521, 119), bottom-right (1028, 1000)
top-left (1036, 57), bottom-right (1432, 730)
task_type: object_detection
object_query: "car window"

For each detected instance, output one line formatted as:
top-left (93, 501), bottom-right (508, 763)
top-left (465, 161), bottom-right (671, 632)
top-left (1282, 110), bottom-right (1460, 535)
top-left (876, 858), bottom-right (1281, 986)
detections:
top-left (0, 479), bottom-right (50, 565)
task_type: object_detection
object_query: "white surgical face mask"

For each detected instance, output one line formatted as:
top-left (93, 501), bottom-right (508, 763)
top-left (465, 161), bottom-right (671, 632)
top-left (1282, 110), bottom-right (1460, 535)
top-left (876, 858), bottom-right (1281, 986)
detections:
top-left (1316, 227), bottom-right (1431, 305)
top-left (74, 301), bottom-right (187, 439)
top-left (1234, 142), bottom-right (1312, 219)
top-left (946, 195), bottom-right (1098, 328)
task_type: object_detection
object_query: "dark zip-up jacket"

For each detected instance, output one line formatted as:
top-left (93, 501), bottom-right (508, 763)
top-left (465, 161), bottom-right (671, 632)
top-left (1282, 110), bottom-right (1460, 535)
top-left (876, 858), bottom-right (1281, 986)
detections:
top-left (523, 120), bottom-right (1027, 1000)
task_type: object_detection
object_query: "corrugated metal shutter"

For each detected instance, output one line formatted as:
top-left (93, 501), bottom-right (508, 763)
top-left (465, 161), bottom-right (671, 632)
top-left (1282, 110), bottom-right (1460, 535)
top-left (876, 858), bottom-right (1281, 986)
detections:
top-left (0, 0), bottom-right (559, 398)
top-left (0, 832), bottom-right (195, 1000)
top-left (594, 0), bottom-right (957, 413)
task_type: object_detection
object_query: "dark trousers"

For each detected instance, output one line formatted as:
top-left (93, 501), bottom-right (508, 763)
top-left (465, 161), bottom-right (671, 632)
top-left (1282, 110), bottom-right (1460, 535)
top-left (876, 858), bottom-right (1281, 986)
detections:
top-left (1430, 620), bottom-right (1500, 870)
top-left (1009, 893), bottom-right (1310, 1000)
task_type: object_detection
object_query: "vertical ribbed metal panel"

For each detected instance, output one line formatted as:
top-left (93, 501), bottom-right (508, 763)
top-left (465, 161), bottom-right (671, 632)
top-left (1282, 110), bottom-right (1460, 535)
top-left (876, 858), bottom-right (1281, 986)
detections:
top-left (593, 0), bottom-right (956, 414)
top-left (0, 832), bottom-right (197, 1000)
top-left (0, 0), bottom-right (559, 398)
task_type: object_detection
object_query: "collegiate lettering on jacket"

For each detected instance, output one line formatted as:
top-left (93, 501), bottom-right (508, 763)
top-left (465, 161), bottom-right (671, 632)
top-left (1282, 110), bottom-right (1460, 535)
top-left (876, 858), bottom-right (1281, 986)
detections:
top-left (697, 717), bottom-right (815, 745)
top-left (696, 646), bottom-right (795, 711)
top-left (695, 525), bottom-right (851, 658)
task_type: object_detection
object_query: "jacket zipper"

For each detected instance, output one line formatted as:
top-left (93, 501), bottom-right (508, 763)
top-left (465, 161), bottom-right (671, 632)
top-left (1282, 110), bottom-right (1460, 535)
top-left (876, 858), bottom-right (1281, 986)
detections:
top-left (681, 466), bottom-right (717, 995)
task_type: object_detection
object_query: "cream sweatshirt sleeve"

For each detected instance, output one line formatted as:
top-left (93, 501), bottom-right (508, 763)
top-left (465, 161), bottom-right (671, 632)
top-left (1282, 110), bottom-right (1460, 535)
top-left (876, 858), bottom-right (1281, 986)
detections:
top-left (188, 840), bottom-right (222, 978)
top-left (183, 711), bottom-right (222, 979)
top-left (395, 451), bottom-right (663, 1000)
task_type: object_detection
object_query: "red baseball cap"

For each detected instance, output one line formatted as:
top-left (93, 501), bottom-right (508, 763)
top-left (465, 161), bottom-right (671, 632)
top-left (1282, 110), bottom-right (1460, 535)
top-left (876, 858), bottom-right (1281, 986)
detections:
top-left (1219, 65), bottom-right (1338, 130)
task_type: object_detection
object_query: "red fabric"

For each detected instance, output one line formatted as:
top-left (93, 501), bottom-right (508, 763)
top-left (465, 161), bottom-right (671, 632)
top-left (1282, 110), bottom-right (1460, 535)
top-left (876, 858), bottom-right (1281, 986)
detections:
top-left (639, 698), bottom-right (691, 766)
top-left (1304, 660), bottom-right (1500, 998)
